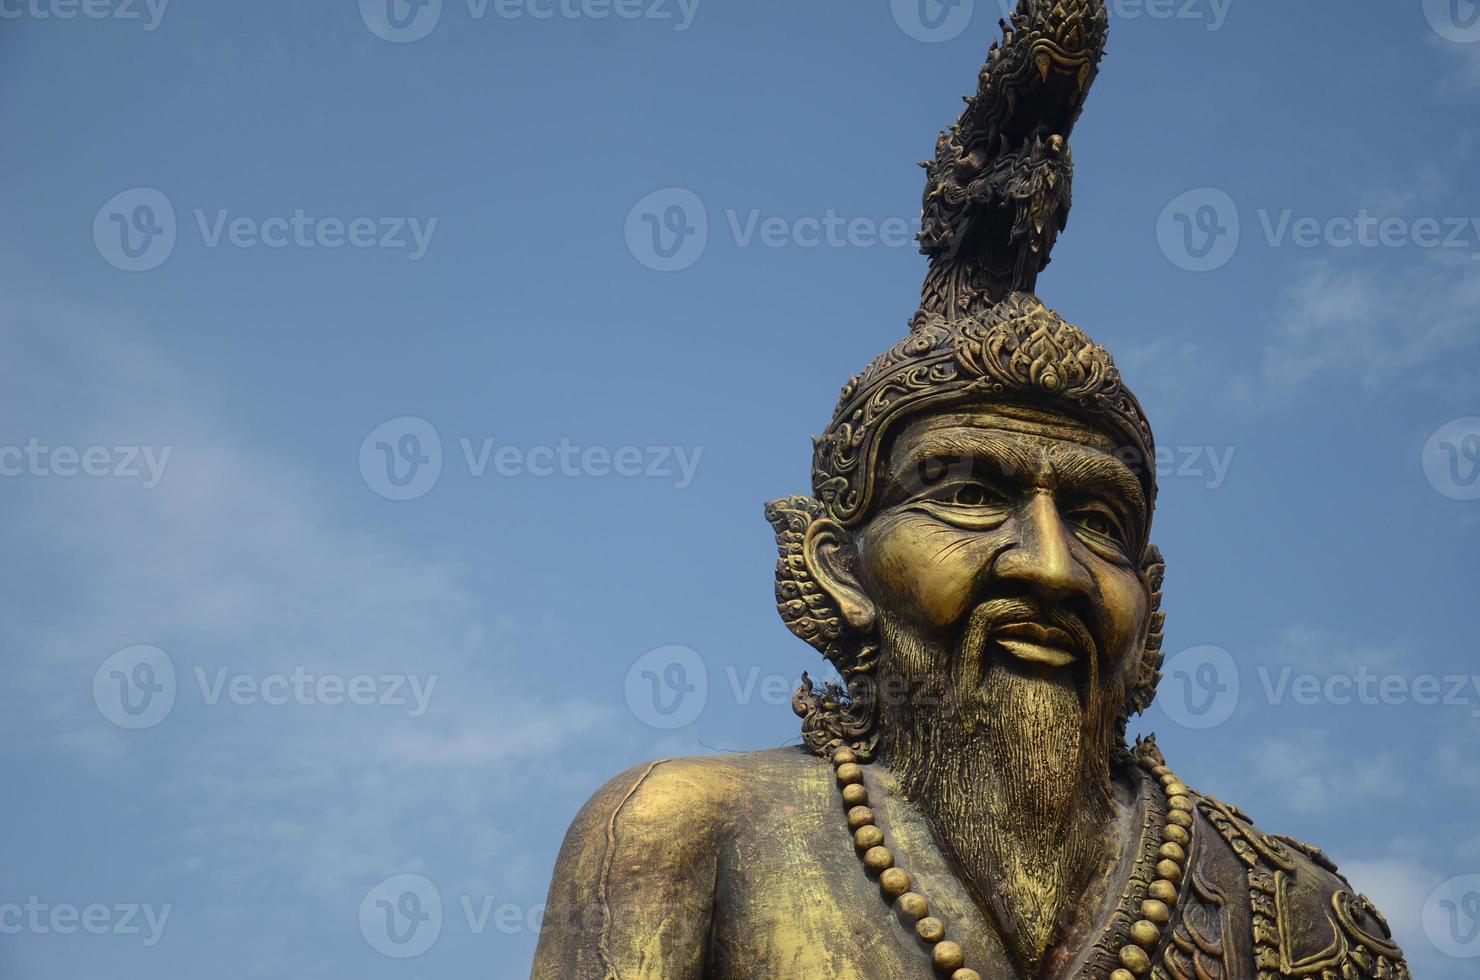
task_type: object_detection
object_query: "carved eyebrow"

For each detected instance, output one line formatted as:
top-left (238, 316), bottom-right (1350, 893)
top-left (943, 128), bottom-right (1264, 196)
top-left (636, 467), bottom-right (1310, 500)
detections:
top-left (888, 432), bottom-right (1040, 492)
top-left (888, 431), bottom-right (1147, 520)
top-left (1050, 449), bottom-right (1147, 525)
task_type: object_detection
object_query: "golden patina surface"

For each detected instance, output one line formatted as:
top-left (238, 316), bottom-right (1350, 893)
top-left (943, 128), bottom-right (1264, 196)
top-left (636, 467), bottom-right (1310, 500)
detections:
top-left (533, 747), bottom-right (1157, 979)
top-left (532, 2), bottom-right (1411, 977)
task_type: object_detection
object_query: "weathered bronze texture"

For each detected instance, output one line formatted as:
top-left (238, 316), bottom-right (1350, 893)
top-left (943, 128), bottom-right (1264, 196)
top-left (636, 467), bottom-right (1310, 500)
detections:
top-left (532, 2), bottom-right (1411, 977)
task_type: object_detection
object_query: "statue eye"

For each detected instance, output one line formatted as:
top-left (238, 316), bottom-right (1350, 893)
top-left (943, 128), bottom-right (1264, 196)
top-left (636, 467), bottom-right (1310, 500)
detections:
top-left (940, 481), bottom-right (1010, 508)
top-left (1071, 505), bottom-right (1127, 546)
top-left (908, 480), bottom-right (1012, 530)
top-left (953, 484), bottom-right (989, 506)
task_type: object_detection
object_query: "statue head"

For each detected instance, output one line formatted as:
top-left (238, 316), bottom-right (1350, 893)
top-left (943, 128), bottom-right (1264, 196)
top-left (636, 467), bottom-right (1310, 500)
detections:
top-left (769, 292), bottom-right (1165, 760)
top-left (765, 0), bottom-right (1166, 777)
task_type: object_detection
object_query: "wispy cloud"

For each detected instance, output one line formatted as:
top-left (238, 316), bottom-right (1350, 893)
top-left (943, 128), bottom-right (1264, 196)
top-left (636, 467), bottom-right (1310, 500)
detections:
top-left (1246, 728), bottom-right (1406, 816)
top-left (0, 289), bottom-right (624, 916)
top-left (1437, 36), bottom-right (1480, 97)
top-left (1255, 624), bottom-right (1410, 676)
top-left (1340, 857), bottom-right (1446, 974)
top-left (1228, 252), bottom-right (1480, 407)
top-left (1114, 337), bottom-right (1207, 424)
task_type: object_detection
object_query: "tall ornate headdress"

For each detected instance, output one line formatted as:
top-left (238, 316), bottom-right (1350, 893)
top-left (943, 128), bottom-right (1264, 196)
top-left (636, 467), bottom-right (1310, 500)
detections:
top-left (767, 0), bottom-right (1166, 760)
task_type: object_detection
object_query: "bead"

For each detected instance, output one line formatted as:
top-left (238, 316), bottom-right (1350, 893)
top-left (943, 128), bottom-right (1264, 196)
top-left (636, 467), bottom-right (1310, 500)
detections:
top-left (932, 940), bottom-right (966, 971)
top-left (863, 846), bottom-right (894, 873)
top-left (821, 728), bottom-right (1207, 980)
top-left (1148, 879), bottom-right (1178, 903)
top-left (1156, 860), bottom-right (1184, 884)
top-left (880, 867), bottom-right (912, 899)
top-left (896, 892), bottom-right (929, 920)
top-left (1119, 943), bottom-right (1152, 975)
top-left (916, 917), bottom-right (946, 943)
top-left (825, 730), bottom-right (1205, 980)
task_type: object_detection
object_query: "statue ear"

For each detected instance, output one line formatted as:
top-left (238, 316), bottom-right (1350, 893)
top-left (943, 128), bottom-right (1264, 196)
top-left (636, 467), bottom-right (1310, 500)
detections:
top-left (803, 520), bottom-right (876, 635)
top-left (764, 498), bottom-right (876, 665)
top-left (767, 497), bottom-right (884, 762)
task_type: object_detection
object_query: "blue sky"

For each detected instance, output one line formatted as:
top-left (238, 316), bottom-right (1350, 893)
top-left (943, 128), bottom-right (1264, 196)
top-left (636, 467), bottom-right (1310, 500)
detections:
top-left (1, 1), bottom-right (1479, 977)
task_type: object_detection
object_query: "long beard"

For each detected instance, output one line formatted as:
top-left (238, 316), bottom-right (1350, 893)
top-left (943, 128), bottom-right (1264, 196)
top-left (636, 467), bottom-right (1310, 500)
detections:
top-left (876, 603), bottom-right (1123, 976)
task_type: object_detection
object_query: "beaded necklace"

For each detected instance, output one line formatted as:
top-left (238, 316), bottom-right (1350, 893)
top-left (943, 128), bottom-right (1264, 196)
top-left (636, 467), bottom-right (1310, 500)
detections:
top-left (828, 747), bottom-right (1190, 979)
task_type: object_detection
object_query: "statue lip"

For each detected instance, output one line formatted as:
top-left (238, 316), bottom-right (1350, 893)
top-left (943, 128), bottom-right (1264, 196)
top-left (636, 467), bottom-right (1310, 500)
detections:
top-left (992, 621), bottom-right (1079, 668)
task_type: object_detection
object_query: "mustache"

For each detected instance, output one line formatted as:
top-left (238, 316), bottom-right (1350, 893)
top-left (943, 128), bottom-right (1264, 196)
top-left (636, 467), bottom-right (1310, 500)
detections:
top-left (963, 596), bottom-right (1099, 663)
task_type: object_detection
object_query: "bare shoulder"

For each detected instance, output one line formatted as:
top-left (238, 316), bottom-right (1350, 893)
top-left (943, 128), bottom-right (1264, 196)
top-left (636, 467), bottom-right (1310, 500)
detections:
top-left (532, 748), bottom-right (830, 978)
top-left (560, 746), bottom-right (830, 848)
top-left (545, 747), bottom-right (831, 895)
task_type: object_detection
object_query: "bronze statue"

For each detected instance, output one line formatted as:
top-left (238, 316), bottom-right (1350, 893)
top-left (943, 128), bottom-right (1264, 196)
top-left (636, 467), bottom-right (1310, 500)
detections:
top-left (532, 3), bottom-right (1411, 977)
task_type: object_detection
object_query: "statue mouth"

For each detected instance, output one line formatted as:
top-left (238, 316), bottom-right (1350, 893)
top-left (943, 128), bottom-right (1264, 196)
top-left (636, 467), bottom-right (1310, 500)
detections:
top-left (991, 620), bottom-right (1082, 669)
top-left (955, 599), bottom-right (1100, 688)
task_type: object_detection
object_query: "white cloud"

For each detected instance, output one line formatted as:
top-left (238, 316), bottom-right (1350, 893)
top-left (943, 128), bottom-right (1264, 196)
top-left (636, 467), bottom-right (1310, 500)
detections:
top-left (1438, 37), bottom-right (1480, 97)
top-left (1247, 728), bottom-right (1405, 816)
top-left (0, 289), bottom-right (624, 910)
top-left (1255, 624), bottom-right (1410, 675)
top-left (1229, 254), bottom-right (1480, 406)
top-left (1113, 337), bottom-right (1206, 423)
top-left (1341, 857), bottom-right (1442, 972)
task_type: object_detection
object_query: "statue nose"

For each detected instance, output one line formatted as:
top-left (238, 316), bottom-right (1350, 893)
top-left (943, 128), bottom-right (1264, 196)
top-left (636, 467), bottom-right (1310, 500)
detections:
top-left (992, 492), bottom-right (1094, 602)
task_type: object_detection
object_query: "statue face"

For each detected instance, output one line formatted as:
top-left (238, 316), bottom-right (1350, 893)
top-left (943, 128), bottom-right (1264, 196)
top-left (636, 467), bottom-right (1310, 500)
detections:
top-left (813, 402), bottom-right (1157, 965)
top-left (852, 404), bottom-right (1151, 693)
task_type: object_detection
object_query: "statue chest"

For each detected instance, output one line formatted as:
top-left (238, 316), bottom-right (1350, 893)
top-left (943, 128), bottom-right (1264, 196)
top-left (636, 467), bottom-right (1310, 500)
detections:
top-left (698, 766), bottom-right (1263, 980)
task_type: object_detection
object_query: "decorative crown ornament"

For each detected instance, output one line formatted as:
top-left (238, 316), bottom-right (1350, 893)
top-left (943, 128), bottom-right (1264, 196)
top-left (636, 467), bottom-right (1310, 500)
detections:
top-left (766, 0), bottom-right (1166, 758)
top-left (811, 293), bottom-right (1157, 527)
top-left (918, 0), bottom-right (1108, 313)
